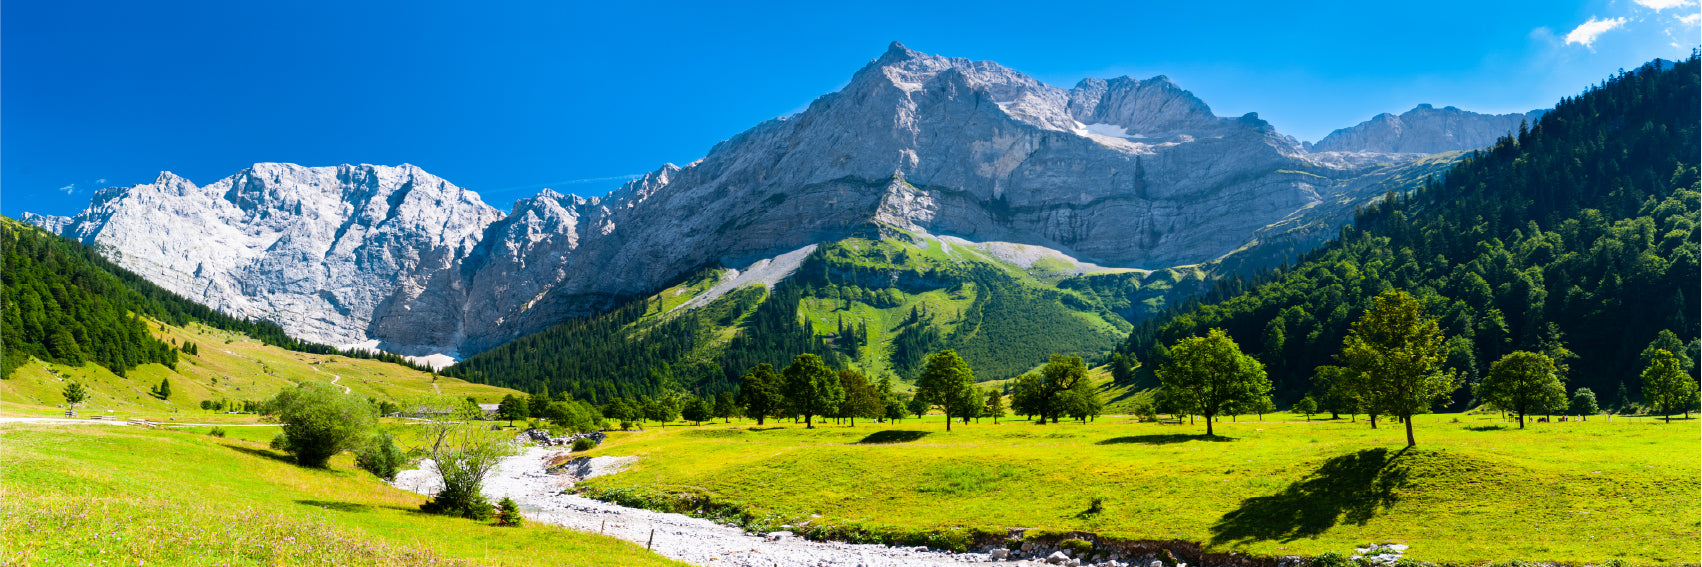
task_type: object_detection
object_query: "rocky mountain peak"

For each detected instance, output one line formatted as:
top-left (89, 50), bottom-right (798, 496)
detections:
top-left (33, 43), bottom-right (1481, 360)
top-left (1308, 104), bottom-right (1543, 154)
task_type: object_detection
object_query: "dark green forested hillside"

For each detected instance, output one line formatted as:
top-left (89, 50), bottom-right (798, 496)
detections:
top-left (443, 234), bottom-right (1130, 401)
top-left (441, 277), bottom-right (840, 402)
top-left (0, 219), bottom-right (432, 378)
top-left (1122, 56), bottom-right (1701, 407)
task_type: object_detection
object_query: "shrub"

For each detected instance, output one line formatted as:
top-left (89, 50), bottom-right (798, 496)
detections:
top-left (355, 432), bottom-right (406, 481)
top-left (572, 437), bottom-right (595, 452)
top-left (421, 487), bottom-right (492, 520)
top-left (495, 496), bottom-right (522, 527)
top-left (270, 432), bottom-right (288, 450)
top-left (1311, 552), bottom-right (1353, 567)
top-left (207, 427), bottom-right (227, 438)
top-left (1058, 538), bottom-right (1093, 555)
top-left (266, 382), bottom-right (377, 468)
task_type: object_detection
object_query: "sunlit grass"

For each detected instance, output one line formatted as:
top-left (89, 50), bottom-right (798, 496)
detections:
top-left (577, 412), bottom-right (1699, 564)
top-left (0, 424), bottom-right (686, 566)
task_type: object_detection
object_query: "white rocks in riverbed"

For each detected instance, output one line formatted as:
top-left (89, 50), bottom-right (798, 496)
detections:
top-left (393, 446), bottom-right (1001, 566)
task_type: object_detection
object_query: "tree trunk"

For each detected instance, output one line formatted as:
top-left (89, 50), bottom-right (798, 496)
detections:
top-left (1404, 414), bottom-right (1416, 447)
top-left (945, 411), bottom-right (952, 431)
top-left (1517, 412), bottom-right (1525, 429)
top-left (805, 414), bottom-right (813, 429)
top-left (1205, 413), bottom-right (1215, 436)
top-left (1369, 414), bottom-right (1378, 429)
top-left (755, 415), bottom-right (765, 426)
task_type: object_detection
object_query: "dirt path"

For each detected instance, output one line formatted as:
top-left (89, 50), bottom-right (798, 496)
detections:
top-left (394, 447), bottom-right (1007, 567)
top-left (308, 365), bottom-right (352, 394)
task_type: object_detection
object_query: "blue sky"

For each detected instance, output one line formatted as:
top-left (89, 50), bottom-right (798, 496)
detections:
top-left (4, 0), bottom-right (1696, 218)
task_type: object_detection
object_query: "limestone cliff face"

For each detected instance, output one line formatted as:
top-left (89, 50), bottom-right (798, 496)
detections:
top-left (35, 42), bottom-right (1472, 358)
top-left (1309, 104), bottom-right (1543, 154)
top-left (47, 164), bottom-right (502, 354)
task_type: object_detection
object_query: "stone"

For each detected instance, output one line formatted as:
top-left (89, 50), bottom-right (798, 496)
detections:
top-left (763, 530), bottom-right (793, 542)
top-left (1048, 551), bottom-right (1071, 564)
top-left (989, 548), bottom-right (1010, 560)
top-left (1308, 104), bottom-right (1543, 154)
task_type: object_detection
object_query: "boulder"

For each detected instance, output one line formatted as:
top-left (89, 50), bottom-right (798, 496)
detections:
top-left (1048, 551), bottom-right (1071, 564)
top-left (989, 548), bottom-right (1010, 560)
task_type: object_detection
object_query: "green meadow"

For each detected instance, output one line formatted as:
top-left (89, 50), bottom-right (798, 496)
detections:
top-left (575, 412), bottom-right (1699, 565)
top-left (0, 423), bottom-right (687, 567)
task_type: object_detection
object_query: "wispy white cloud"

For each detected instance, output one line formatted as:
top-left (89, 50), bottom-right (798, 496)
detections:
top-left (1565, 16), bottom-right (1628, 48)
top-left (95, 178), bottom-right (107, 184)
top-left (1680, 12), bottom-right (1702, 25)
top-left (1635, 0), bottom-right (1694, 11)
top-left (58, 184), bottom-right (77, 195)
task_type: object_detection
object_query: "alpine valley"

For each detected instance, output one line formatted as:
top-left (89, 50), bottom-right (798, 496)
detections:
top-left (28, 43), bottom-right (1546, 399)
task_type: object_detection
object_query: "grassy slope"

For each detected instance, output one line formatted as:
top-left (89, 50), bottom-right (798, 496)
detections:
top-left (1, 318), bottom-right (522, 420)
top-left (574, 413), bottom-right (1698, 565)
top-left (0, 423), bottom-right (686, 566)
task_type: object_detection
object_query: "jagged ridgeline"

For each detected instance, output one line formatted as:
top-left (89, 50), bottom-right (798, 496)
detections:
top-left (0, 219), bottom-right (433, 378)
top-left (443, 230), bottom-right (1156, 400)
top-left (1121, 56), bottom-right (1702, 405)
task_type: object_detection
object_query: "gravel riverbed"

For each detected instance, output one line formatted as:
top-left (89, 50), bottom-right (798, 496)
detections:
top-left (393, 446), bottom-right (1018, 566)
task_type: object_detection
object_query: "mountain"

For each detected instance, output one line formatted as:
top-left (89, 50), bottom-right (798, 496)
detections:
top-left (1122, 56), bottom-right (1700, 407)
top-left (36, 42), bottom-right (1474, 369)
top-left (1307, 104), bottom-right (1544, 154)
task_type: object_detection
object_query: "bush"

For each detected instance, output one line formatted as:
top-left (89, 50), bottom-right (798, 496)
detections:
top-left (270, 433), bottom-right (288, 450)
top-left (1311, 552), bottom-right (1353, 567)
top-left (207, 427), bottom-right (227, 438)
top-left (1058, 538), bottom-right (1093, 556)
top-left (355, 432), bottom-right (406, 481)
top-left (495, 496), bottom-right (523, 527)
top-left (571, 437), bottom-right (595, 452)
top-left (420, 488), bottom-right (492, 520)
top-left (266, 382), bottom-right (377, 468)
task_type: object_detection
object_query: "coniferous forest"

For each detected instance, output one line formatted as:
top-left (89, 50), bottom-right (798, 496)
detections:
top-left (1121, 56), bottom-right (1701, 408)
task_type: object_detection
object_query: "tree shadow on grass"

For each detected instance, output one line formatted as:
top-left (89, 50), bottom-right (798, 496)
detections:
top-left (226, 445), bottom-right (296, 464)
top-left (746, 427), bottom-right (787, 432)
top-left (296, 500), bottom-right (372, 513)
top-left (1096, 434), bottom-right (1234, 445)
top-left (1463, 424), bottom-right (1508, 431)
top-left (856, 430), bottom-right (931, 444)
top-left (1209, 447), bottom-right (1411, 545)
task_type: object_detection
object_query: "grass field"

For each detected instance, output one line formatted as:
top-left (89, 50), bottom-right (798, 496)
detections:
top-left (574, 412), bottom-right (1700, 565)
top-left (0, 422), bottom-right (687, 566)
top-left (1, 319), bottom-right (521, 421)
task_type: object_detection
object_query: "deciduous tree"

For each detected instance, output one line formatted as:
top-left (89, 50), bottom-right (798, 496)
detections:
top-left (1339, 290), bottom-right (1460, 446)
top-left (1476, 351), bottom-right (1566, 428)
top-left (1642, 349), bottom-right (1696, 423)
top-left (1156, 329), bottom-right (1271, 436)
top-left (782, 354), bottom-right (842, 428)
top-left (916, 350), bottom-right (976, 431)
top-left (267, 382), bottom-right (376, 468)
top-left (736, 363), bottom-right (784, 426)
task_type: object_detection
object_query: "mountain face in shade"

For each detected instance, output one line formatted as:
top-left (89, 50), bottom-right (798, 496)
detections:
top-left (33, 42), bottom-right (1475, 359)
top-left (1307, 104), bottom-right (1544, 154)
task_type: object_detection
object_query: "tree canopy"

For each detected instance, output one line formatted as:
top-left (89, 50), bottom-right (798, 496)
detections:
top-left (1477, 350), bottom-right (1565, 428)
top-left (1156, 328), bottom-right (1270, 436)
